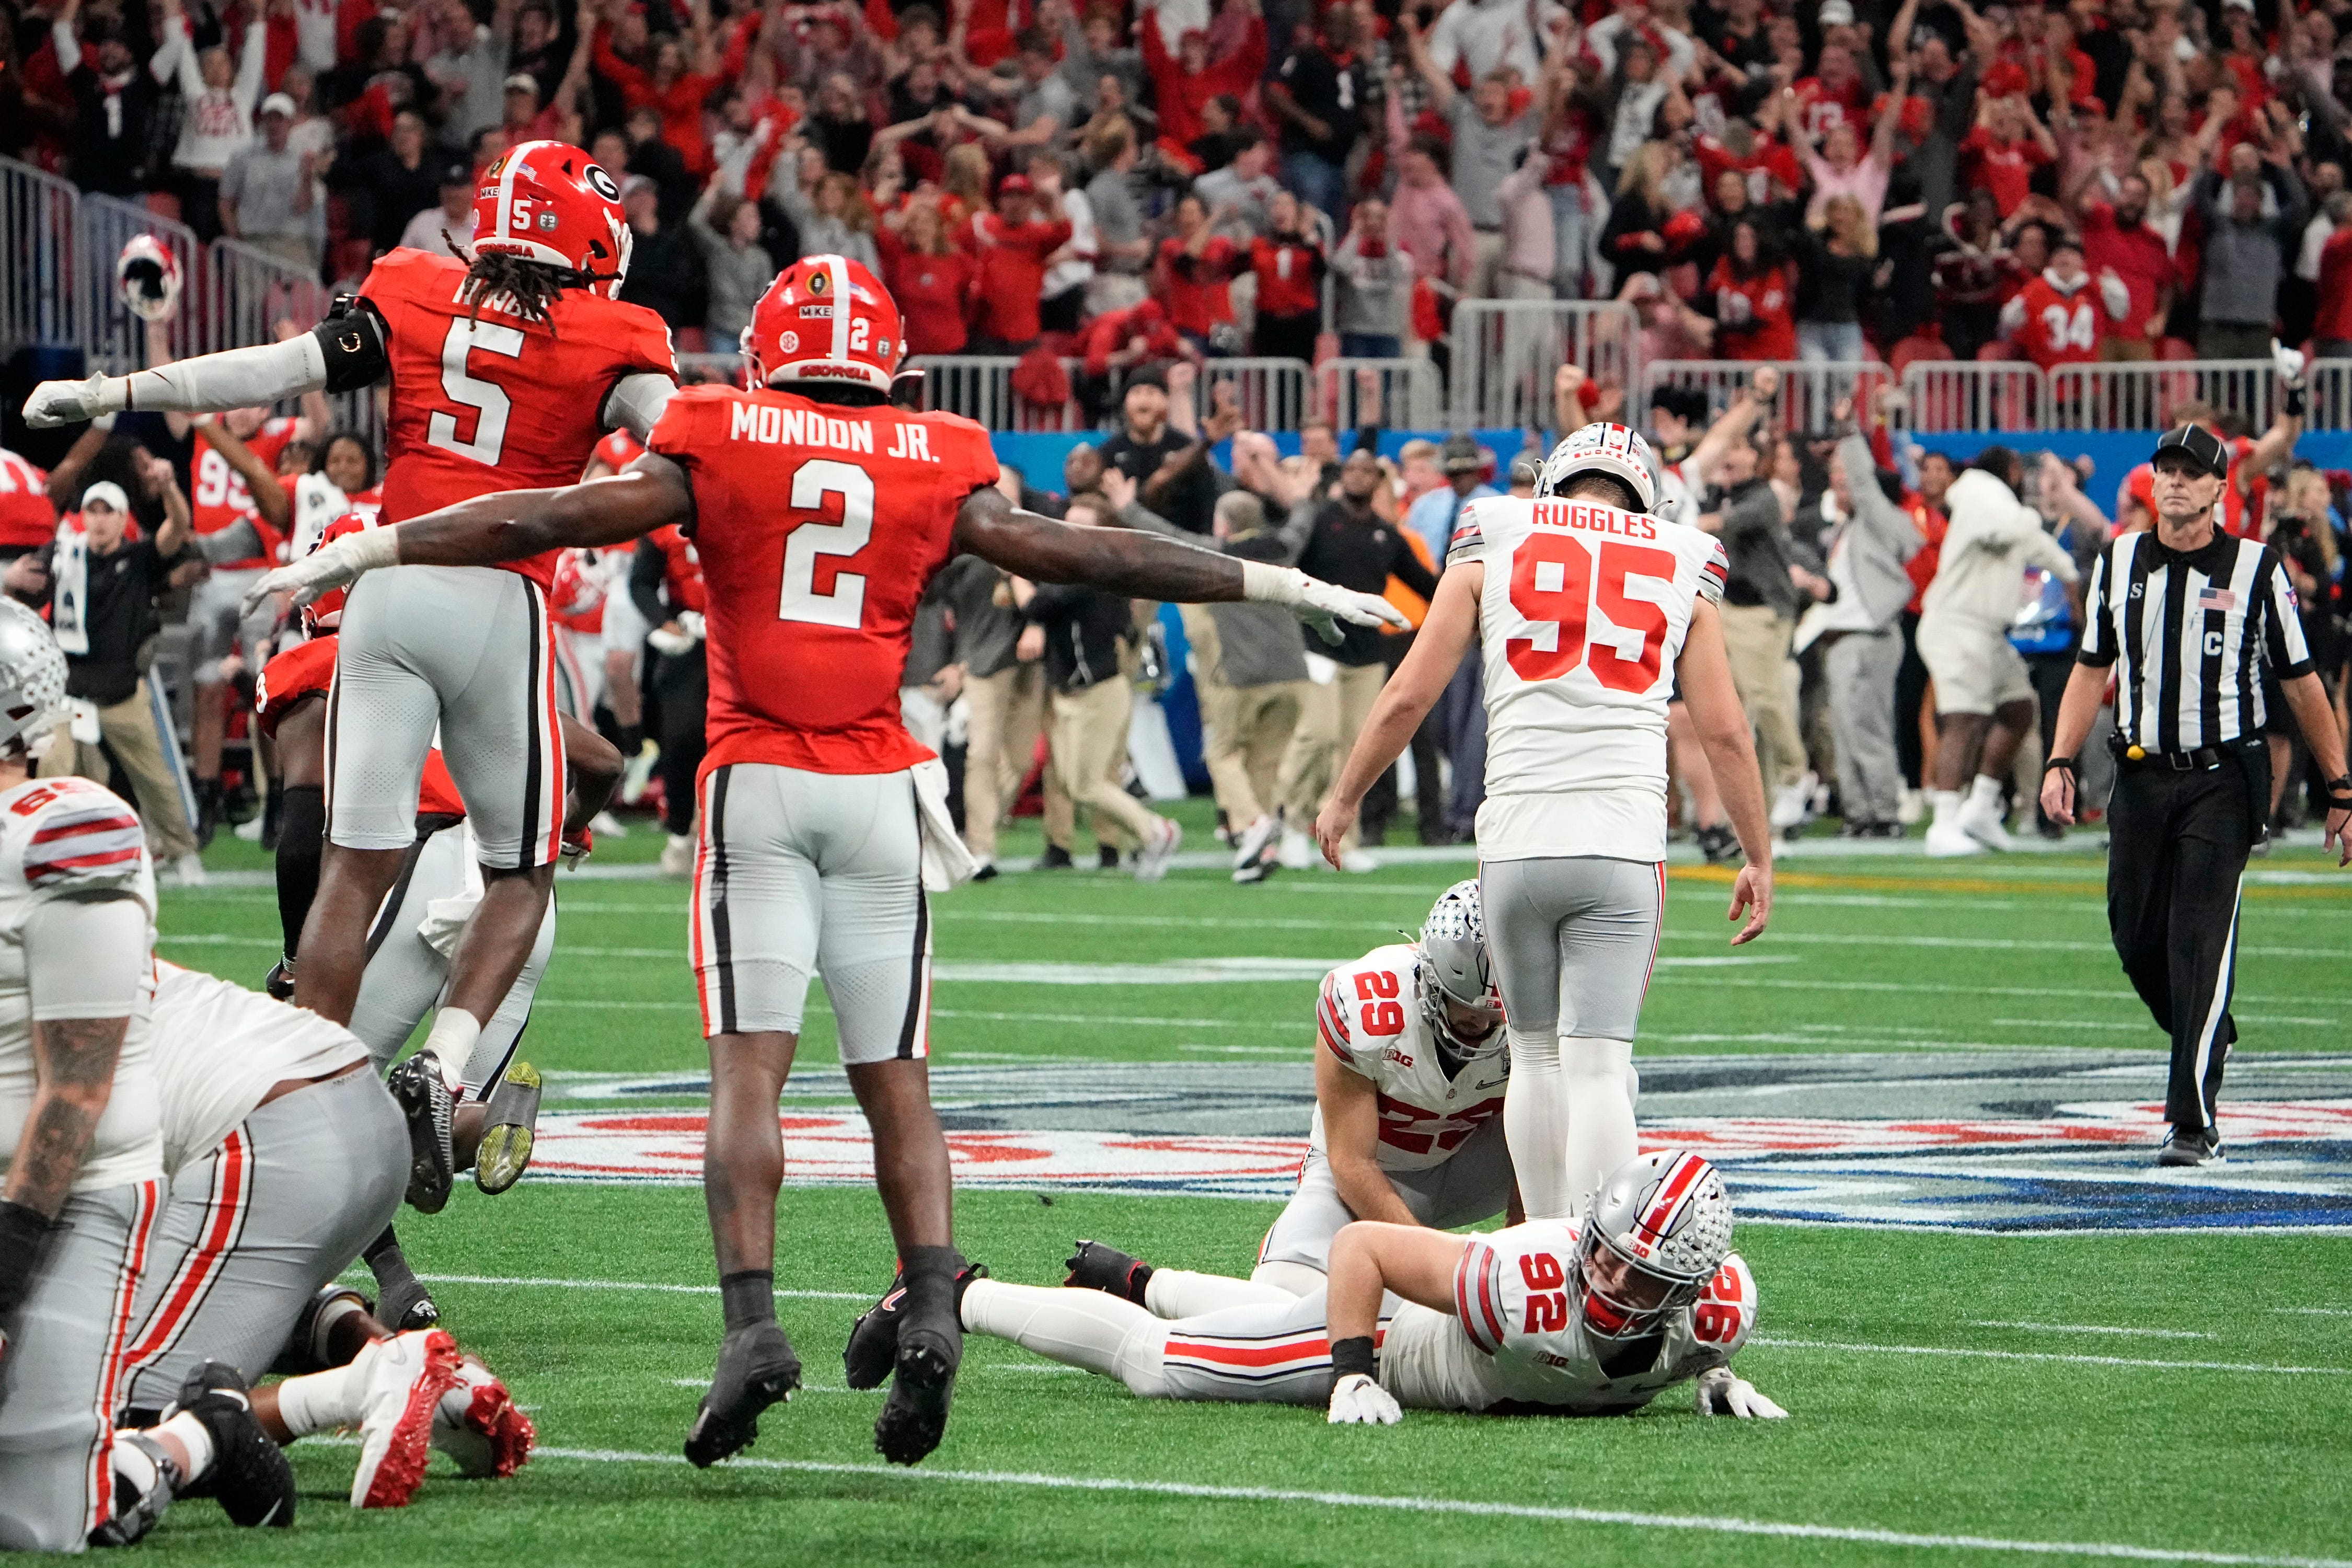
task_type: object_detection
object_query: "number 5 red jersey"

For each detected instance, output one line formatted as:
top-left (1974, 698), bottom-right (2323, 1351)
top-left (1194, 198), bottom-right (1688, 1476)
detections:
top-left (359, 247), bottom-right (677, 584)
top-left (646, 384), bottom-right (1000, 779)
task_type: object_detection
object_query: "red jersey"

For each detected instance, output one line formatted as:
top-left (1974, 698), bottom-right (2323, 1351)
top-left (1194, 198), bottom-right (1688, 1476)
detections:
top-left (2008, 275), bottom-right (2111, 368)
top-left (2079, 204), bottom-right (2174, 341)
top-left (1902, 499), bottom-right (1949, 615)
top-left (1958, 128), bottom-right (2049, 217)
top-left (645, 385), bottom-right (999, 777)
top-left (876, 229), bottom-right (976, 356)
top-left (592, 428), bottom-right (645, 474)
top-left (255, 636), bottom-right (467, 817)
top-left (361, 247), bottom-right (677, 586)
top-left (966, 214), bottom-right (1073, 344)
top-left (1251, 235), bottom-right (1325, 318)
top-left (1706, 260), bottom-right (1798, 361)
top-left (1693, 132), bottom-right (1802, 207)
top-left (1793, 74), bottom-right (1869, 140)
top-left (0, 449), bottom-right (55, 551)
top-left (2315, 227), bottom-right (2352, 343)
top-left (191, 417), bottom-right (298, 570)
top-left (646, 524), bottom-right (707, 614)
top-left (1078, 303), bottom-right (1183, 378)
top-left (1157, 235), bottom-right (1241, 336)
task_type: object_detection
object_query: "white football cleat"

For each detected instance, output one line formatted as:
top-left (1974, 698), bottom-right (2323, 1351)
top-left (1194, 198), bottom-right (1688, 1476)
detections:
top-left (1923, 820), bottom-right (1985, 858)
top-left (172, 852), bottom-right (210, 887)
top-left (431, 1356), bottom-right (535, 1479)
top-left (1277, 827), bottom-right (1314, 870)
top-left (659, 833), bottom-right (695, 878)
top-left (1133, 817), bottom-right (1183, 882)
top-left (1955, 791), bottom-right (2014, 851)
top-left (350, 1329), bottom-right (462, 1508)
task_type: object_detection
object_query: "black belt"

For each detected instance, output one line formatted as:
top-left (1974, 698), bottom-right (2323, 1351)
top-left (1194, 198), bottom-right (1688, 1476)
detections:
top-left (2110, 736), bottom-right (2230, 771)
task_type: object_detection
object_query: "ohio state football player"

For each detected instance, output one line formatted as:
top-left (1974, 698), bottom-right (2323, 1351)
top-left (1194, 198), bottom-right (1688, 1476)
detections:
top-left (249, 253), bottom-right (1406, 1471)
top-left (25, 142), bottom-right (679, 1184)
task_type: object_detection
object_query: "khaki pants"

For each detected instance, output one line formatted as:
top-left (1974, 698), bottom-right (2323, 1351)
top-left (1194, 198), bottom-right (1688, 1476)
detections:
top-left (962, 661), bottom-right (1047, 863)
top-left (2098, 337), bottom-right (2154, 362)
top-left (1716, 603), bottom-right (1806, 792)
top-left (1049, 677), bottom-right (1161, 848)
top-left (39, 678), bottom-right (199, 861)
top-left (1203, 676), bottom-right (1308, 826)
top-left (1276, 660), bottom-right (1387, 849)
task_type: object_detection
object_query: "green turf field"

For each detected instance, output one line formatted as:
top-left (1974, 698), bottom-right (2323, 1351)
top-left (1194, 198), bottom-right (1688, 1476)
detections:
top-left (140, 803), bottom-right (2352, 1567)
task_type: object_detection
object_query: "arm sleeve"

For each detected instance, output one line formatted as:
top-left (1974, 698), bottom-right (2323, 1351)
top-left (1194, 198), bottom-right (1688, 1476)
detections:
top-left (603, 373), bottom-right (677, 440)
top-left (629, 536), bottom-right (670, 625)
top-left (2076, 547), bottom-right (2116, 665)
top-left (124, 333), bottom-right (329, 413)
top-left (24, 896), bottom-right (148, 1021)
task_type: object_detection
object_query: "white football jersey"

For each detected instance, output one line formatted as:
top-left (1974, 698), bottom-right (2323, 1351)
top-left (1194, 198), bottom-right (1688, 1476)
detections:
top-left (1380, 1219), bottom-right (1759, 1414)
top-left (285, 471), bottom-right (379, 563)
top-left (149, 962), bottom-right (372, 1174)
top-left (1313, 944), bottom-right (1510, 1174)
top-left (1447, 496), bottom-right (1728, 861)
top-left (0, 776), bottom-right (161, 1192)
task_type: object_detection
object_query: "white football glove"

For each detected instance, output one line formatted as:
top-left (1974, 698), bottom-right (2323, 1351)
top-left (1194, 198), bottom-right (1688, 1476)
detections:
top-left (1240, 561), bottom-right (1412, 647)
top-left (1694, 1366), bottom-right (1788, 1419)
top-left (1327, 1373), bottom-right (1403, 1426)
top-left (240, 525), bottom-right (400, 616)
top-left (22, 374), bottom-right (124, 430)
top-left (2273, 338), bottom-right (2307, 391)
top-left (648, 621), bottom-right (696, 656)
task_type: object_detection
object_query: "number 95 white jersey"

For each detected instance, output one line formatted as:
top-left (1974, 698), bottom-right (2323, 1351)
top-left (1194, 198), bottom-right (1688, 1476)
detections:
top-left (1446, 497), bottom-right (1728, 862)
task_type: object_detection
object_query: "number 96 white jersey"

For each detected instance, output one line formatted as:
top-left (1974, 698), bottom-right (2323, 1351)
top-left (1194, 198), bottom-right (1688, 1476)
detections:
top-left (1446, 497), bottom-right (1728, 863)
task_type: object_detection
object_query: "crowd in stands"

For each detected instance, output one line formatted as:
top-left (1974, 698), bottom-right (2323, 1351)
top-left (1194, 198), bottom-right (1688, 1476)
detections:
top-left (1, 0), bottom-right (2350, 874)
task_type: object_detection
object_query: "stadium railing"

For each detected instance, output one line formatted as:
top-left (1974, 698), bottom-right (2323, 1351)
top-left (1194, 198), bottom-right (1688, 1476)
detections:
top-left (2045, 360), bottom-right (2275, 431)
top-left (0, 157), bottom-right (85, 356)
top-left (1641, 359), bottom-right (1902, 433)
top-left (1320, 356), bottom-right (1443, 430)
top-left (1450, 299), bottom-right (1641, 430)
top-left (76, 192), bottom-right (203, 368)
top-left (906, 353), bottom-right (1089, 430)
top-left (1196, 356), bottom-right (1312, 431)
top-left (1900, 361), bottom-right (2049, 432)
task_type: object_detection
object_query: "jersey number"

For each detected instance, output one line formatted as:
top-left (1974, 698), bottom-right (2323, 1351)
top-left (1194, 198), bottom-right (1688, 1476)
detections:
top-left (2039, 302), bottom-right (2097, 352)
top-left (1505, 534), bottom-right (1679, 691)
top-left (1353, 970), bottom-right (1403, 1034)
top-left (1691, 1260), bottom-right (1744, 1345)
top-left (1520, 1251), bottom-right (1568, 1334)
top-left (191, 448), bottom-right (252, 513)
top-left (779, 459), bottom-right (874, 628)
top-left (427, 319), bottom-right (526, 466)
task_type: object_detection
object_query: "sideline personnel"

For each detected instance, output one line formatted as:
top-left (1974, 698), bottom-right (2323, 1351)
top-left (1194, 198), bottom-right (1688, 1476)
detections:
top-left (2040, 424), bottom-right (2351, 1167)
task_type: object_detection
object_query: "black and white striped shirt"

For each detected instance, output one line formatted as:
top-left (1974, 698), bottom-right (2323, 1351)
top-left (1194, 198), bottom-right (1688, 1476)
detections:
top-left (2077, 529), bottom-right (2313, 751)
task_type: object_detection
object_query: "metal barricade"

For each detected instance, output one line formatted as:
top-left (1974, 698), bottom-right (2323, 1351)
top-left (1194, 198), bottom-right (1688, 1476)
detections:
top-left (77, 194), bottom-right (202, 370)
top-left (2045, 360), bottom-right (2274, 431)
top-left (0, 157), bottom-right (83, 354)
top-left (1319, 357), bottom-right (1443, 430)
top-left (1450, 301), bottom-right (1641, 429)
top-left (906, 354), bottom-right (1086, 430)
top-left (1901, 361), bottom-right (2048, 432)
top-left (205, 238), bottom-right (331, 362)
top-left (1195, 356), bottom-right (1311, 431)
top-left (1641, 360), bottom-right (1896, 432)
top-left (2300, 358), bottom-right (2352, 429)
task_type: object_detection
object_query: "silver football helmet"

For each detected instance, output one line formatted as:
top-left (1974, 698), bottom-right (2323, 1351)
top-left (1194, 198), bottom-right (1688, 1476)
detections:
top-left (1416, 879), bottom-right (1504, 1058)
top-left (0, 598), bottom-right (68, 756)
top-left (1573, 1150), bottom-right (1733, 1342)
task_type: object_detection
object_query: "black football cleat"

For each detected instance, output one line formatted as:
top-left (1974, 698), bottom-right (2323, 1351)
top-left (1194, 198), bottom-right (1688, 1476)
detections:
top-left (873, 1318), bottom-right (958, 1467)
top-left (844, 1261), bottom-right (988, 1391)
top-left (472, 1059), bottom-right (543, 1195)
top-left (173, 1362), bottom-right (296, 1527)
top-left (1062, 1240), bottom-right (1151, 1304)
top-left (387, 1050), bottom-right (456, 1214)
top-left (263, 956), bottom-right (295, 1001)
top-left (684, 1321), bottom-right (802, 1468)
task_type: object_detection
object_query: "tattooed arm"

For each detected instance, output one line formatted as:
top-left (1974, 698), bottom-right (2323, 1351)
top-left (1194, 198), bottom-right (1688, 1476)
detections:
top-left (3, 1014), bottom-right (132, 1219)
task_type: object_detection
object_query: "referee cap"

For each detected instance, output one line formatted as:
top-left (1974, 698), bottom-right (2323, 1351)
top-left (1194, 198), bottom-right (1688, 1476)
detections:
top-left (2153, 424), bottom-right (2229, 479)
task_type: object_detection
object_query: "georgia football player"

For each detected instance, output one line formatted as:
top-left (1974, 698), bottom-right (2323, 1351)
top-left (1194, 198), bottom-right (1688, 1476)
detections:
top-left (1313, 423), bottom-right (1775, 1225)
top-left (243, 253), bottom-right (1407, 1472)
top-left (1051, 881), bottom-right (1514, 1321)
top-left (23, 140), bottom-right (678, 1165)
top-left (253, 518), bottom-right (620, 1283)
top-left (967, 1150), bottom-right (1788, 1422)
top-left (0, 599), bottom-right (301, 1547)
top-left (116, 962), bottom-right (532, 1511)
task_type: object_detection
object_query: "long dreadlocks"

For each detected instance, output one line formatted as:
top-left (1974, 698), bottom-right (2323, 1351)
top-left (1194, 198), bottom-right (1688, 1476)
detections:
top-left (447, 234), bottom-right (586, 330)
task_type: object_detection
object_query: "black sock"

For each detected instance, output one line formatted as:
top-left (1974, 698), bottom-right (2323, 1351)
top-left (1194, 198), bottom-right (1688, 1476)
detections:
top-left (618, 723), bottom-right (643, 756)
top-left (275, 786), bottom-right (325, 959)
top-left (364, 1225), bottom-right (417, 1293)
top-left (1122, 1261), bottom-right (1156, 1307)
top-left (721, 1270), bottom-right (776, 1332)
top-left (901, 1245), bottom-right (965, 1316)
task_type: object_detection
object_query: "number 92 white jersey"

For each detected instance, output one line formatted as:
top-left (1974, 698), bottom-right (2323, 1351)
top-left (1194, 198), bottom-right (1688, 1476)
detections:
top-left (1446, 497), bottom-right (1728, 863)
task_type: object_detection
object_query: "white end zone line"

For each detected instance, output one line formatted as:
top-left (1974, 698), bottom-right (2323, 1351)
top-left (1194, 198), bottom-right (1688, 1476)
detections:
top-left (362, 1272), bottom-right (869, 1301)
top-left (1969, 1321), bottom-right (2213, 1340)
top-left (1752, 1338), bottom-right (2347, 1375)
top-left (498, 1443), bottom-right (2352, 1568)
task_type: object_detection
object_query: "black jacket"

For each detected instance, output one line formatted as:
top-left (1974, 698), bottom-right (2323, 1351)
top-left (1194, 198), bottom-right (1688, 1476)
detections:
top-left (1291, 501), bottom-right (1436, 666)
top-left (1025, 582), bottom-right (1131, 694)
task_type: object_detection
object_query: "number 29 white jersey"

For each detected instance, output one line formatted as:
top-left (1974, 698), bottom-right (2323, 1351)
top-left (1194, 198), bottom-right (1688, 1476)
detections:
top-left (1446, 497), bottom-right (1728, 862)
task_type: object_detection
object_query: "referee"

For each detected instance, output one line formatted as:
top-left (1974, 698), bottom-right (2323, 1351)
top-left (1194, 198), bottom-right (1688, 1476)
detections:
top-left (2040, 425), bottom-right (2351, 1166)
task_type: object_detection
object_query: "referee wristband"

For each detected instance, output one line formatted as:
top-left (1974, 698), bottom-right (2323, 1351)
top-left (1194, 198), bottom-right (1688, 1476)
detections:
top-left (2044, 756), bottom-right (2078, 775)
top-left (2327, 774), bottom-right (2352, 810)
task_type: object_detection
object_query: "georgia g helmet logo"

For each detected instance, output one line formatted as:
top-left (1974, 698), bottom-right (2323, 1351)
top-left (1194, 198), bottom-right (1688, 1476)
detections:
top-left (583, 164), bottom-right (621, 202)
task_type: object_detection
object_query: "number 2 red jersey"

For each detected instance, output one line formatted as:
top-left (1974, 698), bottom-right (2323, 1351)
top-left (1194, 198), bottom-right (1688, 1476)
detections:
top-left (646, 385), bottom-right (1000, 778)
top-left (360, 247), bottom-right (677, 585)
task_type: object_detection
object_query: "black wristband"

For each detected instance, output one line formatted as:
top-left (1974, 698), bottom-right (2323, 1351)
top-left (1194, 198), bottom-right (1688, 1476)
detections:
top-left (311, 296), bottom-right (390, 396)
top-left (2044, 756), bottom-right (2077, 774)
top-left (1330, 1334), bottom-right (1378, 1382)
top-left (2327, 774), bottom-right (2352, 810)
top-left (0, 1198), bottom-right (58, 1321)
top-left (2284, 382), bottom-right (2308, 419)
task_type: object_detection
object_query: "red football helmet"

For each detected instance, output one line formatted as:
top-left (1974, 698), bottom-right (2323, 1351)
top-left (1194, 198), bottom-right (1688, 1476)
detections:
top-left (742, 255), bottom-right (907, 395)
top-left (303, 512), bottom-right (377, 633)
top-left (471, 140), bottom-right (632, 296)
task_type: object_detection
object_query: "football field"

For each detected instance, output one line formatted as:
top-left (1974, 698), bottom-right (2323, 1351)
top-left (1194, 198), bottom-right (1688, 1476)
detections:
top-left (144, 808), bottom-right (2351, 1566)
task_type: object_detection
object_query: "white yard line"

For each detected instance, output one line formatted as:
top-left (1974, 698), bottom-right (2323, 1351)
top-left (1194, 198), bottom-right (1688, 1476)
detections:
top-left (1968, 1322), bottom-right (2212, 1340)
top-left (390, 1272), bottom-right (868, 1301)
top-left (2271, 1307), bottom-right (2352, 1317)
top-left (493, 1443), bottom-right (2352, 1568)
top-left (1751, 1337), bottom-right (2346, 1375)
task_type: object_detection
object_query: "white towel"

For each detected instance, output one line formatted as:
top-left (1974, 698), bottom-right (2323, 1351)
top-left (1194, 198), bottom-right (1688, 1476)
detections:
top-left (50, 521), bottom-right (89, 655)
top-left (913, 756), bottom-right (978, 892)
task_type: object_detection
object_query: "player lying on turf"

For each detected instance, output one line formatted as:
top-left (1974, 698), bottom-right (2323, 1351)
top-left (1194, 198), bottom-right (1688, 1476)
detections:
top-left (255, 513), bottom-right (622, 1328)
top-left (241, 255), bottom-right (1408, 1472)
top-left (114, 962), bottom-right (532, 1515)
top-left (1054, 879), bottom-right (1517, 1321)
top-left (965, 1150), bottom-right (1787, 1422)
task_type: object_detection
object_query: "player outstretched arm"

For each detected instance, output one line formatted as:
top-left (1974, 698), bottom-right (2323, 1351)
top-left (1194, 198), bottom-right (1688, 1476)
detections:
top-left (1673, 599), bottom-right (1773, 943)
top-left (954, 485), bottom-right (1406, 644)
top-left (22, 297), bottom-right (390, 427)
top-left (241, 458), bottom-right (693, 614)
top-left (1313, 566), bottom-right (1481, 865)
top-left (1322, 1221), bottom-right (1468, 1425)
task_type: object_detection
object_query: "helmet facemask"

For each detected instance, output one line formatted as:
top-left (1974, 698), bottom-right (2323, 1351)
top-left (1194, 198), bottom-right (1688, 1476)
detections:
top-left (1572, 1224), bottom-right (1706, 1341)
top-left (1416, 879), bottom-right (1504, 1060)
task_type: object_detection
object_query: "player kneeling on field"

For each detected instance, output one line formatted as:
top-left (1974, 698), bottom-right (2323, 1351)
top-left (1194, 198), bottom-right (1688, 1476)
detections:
top-left (968, 1151), bottom-right (1786, 1422)
top-left (1053, 880), bottom-right (1514, 1321)
top-left (111, 963), bottom-right (532, 1514)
